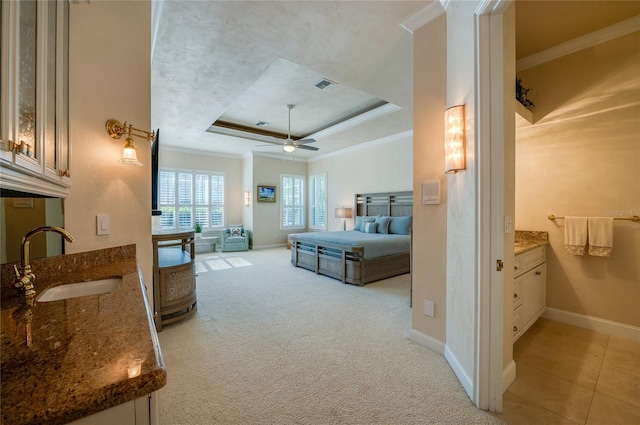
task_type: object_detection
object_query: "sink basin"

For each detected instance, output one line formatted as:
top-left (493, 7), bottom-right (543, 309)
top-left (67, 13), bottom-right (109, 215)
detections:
top-left (36, 277), bottom-right (122, 302)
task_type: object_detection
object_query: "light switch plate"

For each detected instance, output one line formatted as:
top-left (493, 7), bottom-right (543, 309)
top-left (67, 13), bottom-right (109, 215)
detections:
top-left (504, 216), bottom-right (513, 234)
top-left (422, 180), bottom-right (440, 205)
top-left (97, 214), bottom-right (110, 235)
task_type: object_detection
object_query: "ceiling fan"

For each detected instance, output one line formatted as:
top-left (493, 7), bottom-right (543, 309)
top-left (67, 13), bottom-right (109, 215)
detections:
top-left (260, 104), bottom-right (318, 153)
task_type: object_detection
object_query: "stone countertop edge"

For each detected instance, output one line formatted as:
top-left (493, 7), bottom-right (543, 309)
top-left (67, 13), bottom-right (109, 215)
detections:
top-left (514, 230), bottom-right (549, 255)
top-left (0, 245), bottom-right (167, 425)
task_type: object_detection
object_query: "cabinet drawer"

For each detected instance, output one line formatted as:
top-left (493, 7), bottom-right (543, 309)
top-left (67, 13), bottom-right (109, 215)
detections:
top-left (513, 305), bottom-right (524, 342)
top-left (513, 279), bottom-right (522, 308)
top-left (514, 246), bottom-right (546, 277)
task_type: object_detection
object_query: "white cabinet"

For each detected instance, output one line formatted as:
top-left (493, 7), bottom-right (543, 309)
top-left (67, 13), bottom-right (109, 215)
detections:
top-left (513, 245), bottom-right (546, 342)
top-left (0, 0), bottom-right (71, 197)
top-left (66, 392), bottom-right (159, 425)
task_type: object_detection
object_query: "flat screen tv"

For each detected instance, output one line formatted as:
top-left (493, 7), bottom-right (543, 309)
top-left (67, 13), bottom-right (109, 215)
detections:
top-left (151, 129), bottom-right (161, 216)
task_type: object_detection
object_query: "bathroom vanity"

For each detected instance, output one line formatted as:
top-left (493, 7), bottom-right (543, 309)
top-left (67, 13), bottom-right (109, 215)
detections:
top-left (0, 245), bottom-right (166, 425)
top-left (513, 232), bottom-right (548, 342)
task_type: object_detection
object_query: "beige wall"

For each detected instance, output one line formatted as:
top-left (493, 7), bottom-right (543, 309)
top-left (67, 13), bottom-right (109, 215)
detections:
top-left (307, 137), bottom-right (413, 232)
top-left (242, 154), bottom-right (254, 233)
top-left (411, 15), bottom-right (447, 342)
top-left (444, 0), bottom-right (480, 380)
top-left (158, 149), bottom-right (245, 229)
top-left (515, 32), bottom-right (640, 326)
top-left (251, 155), bottom-right (307, 247)
top-left (65, 1), bottom-right (153, 287)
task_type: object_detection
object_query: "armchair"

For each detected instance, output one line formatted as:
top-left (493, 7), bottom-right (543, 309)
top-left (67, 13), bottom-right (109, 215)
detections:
top-left (221, 225), bottom-right (249, 252)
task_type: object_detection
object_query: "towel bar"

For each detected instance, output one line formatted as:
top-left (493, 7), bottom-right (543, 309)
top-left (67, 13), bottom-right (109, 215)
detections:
top-left (548, 214), bottom-right (640, 222)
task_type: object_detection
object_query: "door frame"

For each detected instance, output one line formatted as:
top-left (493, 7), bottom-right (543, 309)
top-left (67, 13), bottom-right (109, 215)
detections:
top-left (474, 0), bottom-right (511, 411)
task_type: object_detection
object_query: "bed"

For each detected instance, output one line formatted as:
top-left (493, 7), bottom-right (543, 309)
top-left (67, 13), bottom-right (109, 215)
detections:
top-left (290, 191), bottom-right (413, 286)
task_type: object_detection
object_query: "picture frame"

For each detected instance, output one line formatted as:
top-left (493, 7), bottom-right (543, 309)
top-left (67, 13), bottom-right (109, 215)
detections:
top-left (257, 185), bottom-right (276, 203)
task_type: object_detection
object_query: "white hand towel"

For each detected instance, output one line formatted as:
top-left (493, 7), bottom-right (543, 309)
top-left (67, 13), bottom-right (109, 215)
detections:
top-left (564, 216), bottom-right (587, 255)
top-left (588, 217), bottom-right (614, 257)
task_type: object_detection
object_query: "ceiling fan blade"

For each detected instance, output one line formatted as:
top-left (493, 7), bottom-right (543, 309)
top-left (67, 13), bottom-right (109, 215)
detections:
top-left (296, 144), bottom-right (319, 151)
top-left (296, 138), bottom-right (316, 145)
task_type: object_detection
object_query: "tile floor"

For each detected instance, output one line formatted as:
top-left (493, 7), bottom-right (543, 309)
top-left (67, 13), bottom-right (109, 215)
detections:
top-left (495, 318), bottom-right (640, 425)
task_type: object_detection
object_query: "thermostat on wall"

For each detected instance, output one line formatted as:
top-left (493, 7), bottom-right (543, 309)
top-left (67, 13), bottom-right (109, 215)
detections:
top-left (422, 180), bottom-right (440, 205)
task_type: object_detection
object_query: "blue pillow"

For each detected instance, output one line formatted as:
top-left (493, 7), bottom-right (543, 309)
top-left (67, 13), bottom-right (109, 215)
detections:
top-left (389, 216), bottom-right (412, 235)
top-left (374, 216), bottom-right (390, 234)
top-left (358, 217), bottom-right (375, 231)
top-left (362, 222), bottom-right (377, 233)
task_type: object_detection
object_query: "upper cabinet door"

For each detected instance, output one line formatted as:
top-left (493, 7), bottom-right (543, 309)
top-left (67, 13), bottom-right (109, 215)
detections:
top-left (0, 0), bottom-right (70, 196)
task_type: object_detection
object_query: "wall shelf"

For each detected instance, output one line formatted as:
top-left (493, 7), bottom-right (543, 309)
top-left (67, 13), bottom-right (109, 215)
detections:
top-left (515, 100), bottom-right (534, 124)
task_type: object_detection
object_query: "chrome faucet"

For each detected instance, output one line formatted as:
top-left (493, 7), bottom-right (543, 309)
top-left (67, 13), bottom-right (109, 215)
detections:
top-left (13, 226), bottom-right (74, 297)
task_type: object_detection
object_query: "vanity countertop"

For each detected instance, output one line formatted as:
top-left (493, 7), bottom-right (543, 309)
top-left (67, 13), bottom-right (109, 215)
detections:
top-left (0, 245), bottom-right (167, 425)
top-left (514, 230), bottom-right (549, 255)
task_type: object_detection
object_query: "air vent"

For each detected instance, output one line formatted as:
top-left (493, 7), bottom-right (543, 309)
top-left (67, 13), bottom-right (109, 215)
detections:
top-left (255, 121), bottom-right (269, 127)
top-left (314, 78), bottom-right (337, 90)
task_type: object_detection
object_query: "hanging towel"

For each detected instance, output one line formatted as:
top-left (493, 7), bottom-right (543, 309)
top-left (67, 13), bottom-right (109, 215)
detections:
top-left (588, 217), bottom-right (614, 257)
top-left (564, 216), bottom-right (588, 255)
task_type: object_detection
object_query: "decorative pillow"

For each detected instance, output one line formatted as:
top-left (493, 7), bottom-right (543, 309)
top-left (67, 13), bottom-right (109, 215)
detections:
top-left (363, 222), bottom-right (377, 233)
top-left (374, 216), bottom-right (391, 234)
top-left (354, 216), bottom-right (364, 231)
top-left (359, 217), bottom-right (376, 232)
top-left (389, 216), bottom-right (413, 235)
top-left (229, 225), bottom-right (243, 237)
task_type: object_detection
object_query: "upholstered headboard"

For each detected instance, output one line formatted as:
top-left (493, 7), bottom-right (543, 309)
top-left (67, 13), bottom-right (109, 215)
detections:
top-left (354, 191), bottom-right (413, 217)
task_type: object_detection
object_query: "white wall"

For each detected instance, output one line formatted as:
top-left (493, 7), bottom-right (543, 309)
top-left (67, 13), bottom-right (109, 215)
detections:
top-left (307, 136), bottom-right (413, 231)
top-left (65, 1), bottom-right (153, 287)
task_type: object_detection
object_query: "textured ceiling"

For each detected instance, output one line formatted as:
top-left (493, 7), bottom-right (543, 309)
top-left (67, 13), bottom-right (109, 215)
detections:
top-left (151, 1), bottom-right (423, 158)
top-left (151, 0), bottom-right (639, 159)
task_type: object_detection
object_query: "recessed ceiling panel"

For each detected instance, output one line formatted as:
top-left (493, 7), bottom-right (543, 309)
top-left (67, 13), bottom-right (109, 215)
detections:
top-left (213, 58), bottom-right (389, 138)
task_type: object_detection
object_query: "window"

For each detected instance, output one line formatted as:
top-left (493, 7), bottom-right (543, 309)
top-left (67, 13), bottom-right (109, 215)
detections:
top-left (159, 169), bottom-right (225, 229)
top-left (309, 173), bottom-right (327, 230)
top-left (281, 173), bottom-right (305, 230)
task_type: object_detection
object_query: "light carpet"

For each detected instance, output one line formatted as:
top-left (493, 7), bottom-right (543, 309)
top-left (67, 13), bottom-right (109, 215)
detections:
top-left (157, 248), bottom-right (503, 425)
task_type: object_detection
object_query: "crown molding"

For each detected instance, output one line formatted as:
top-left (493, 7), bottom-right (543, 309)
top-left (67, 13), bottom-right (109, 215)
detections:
top-left (308, 130), bottom-right (413, 163)
top-left (475, 0), bottom-right (511, 16)
top-left (400, 1), bottom-right (446, 34)
top-left (517, 15), bottom-right (640, 72)
top-left (306, 102), bottom-right (401, 140)
top-left (160, 145), bottom-right (243, 160)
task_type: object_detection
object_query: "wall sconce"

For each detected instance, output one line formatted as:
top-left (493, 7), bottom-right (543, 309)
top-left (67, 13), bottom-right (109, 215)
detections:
top-left (335, 207), bottom-right (353, 231)
top-left (244, 191), bottom-right (251, 207)
top-left (105, 119), bottom-right (155, 167)
top-left (444, 105), bottom-right (466, 174)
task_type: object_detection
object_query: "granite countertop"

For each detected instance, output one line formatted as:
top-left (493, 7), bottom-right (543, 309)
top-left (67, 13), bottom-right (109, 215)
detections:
top-left (0, 245), bottom-right (167, 425)
top-left (514, 230), bottom-right (549, 255)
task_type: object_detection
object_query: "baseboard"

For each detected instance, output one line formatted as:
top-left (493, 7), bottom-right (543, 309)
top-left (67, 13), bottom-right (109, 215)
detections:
top-left (408, 329), bottom-right (445, 355)
top-left (444, 345), bottom-right (473, 401)
top-left (502, 360), bottom-right (516, 393)
top-left (543, 307), bottom-right (640, 342)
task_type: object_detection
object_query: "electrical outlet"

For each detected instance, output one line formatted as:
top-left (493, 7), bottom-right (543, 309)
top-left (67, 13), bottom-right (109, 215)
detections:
top-left (424, 299), bottom-right (435, 317)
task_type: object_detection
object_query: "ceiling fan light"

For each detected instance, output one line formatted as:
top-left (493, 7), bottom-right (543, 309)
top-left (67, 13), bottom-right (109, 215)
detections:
top-left (283, 144), bottom-right (296, 153)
